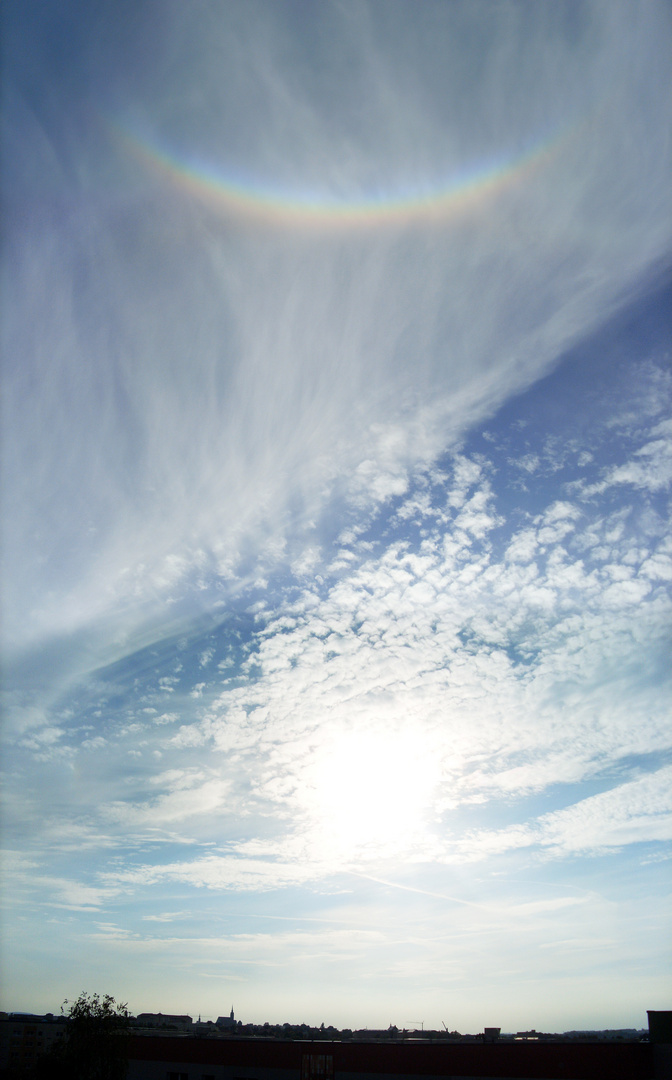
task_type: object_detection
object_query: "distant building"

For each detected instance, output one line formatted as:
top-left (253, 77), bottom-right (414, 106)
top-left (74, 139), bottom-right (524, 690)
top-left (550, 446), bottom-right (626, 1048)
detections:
top-left (193, 1018), bottom-right (218, 1033)
top-left (217, 1007), bottom-right (236, 1029)
top-left (136, 1013), bottom-right (193, 1031)
top-left (0, 1014), bottom-right (66, 1072)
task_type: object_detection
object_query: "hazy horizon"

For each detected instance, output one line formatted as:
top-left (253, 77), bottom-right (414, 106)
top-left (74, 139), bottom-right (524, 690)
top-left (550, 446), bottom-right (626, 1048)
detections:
top-left (0, 1007), bottom-right (655, 1035)
top-left (2, 0), bottom-right (671, 1032)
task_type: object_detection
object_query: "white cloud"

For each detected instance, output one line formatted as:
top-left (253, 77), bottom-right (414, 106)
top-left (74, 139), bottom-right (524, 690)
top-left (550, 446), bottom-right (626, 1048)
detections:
top-left (154, 713), bottom-right (179, 725)
top-left (103, 854), bottom-right (323, 894)
top-left (20, 726), bottom-right (64, 748)
top-left (104, 775), bottom-right (229, 828)
top-left (1, 852), bottom-right (119, 910)
top-left (539, 768), bottom-right (672, 853)
top-left (82, 445), bottom-right (662, 884)
top-left (453, 768), bottom-right (672, 861)
top-left (576, 418), bottom-right (672, 498)
top-left (513, 453), bottom-right (540, 475)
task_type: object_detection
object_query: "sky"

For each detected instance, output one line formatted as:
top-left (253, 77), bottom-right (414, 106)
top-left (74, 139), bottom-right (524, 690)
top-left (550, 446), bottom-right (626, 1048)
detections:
top-left (1, 0), bottom-right (671, 1034)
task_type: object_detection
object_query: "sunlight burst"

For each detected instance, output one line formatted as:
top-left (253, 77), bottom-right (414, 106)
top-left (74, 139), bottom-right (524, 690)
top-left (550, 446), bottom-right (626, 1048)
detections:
top-left (308, 730), bottom-right (440, 858)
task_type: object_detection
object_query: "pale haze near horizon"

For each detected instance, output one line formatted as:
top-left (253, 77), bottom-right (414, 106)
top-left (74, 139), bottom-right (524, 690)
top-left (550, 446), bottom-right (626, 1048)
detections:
top-left (1, 0), bottom-right (671, 1031)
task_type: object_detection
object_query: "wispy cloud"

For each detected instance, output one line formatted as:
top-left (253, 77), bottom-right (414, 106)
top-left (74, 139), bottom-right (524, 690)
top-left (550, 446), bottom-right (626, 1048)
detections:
top-left (4, 1), bottom-right (672, 658)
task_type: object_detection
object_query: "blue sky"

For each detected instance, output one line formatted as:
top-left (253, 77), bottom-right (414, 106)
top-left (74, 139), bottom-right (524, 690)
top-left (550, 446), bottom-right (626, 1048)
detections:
top-left (2, 0), bottom-right (671, 1031)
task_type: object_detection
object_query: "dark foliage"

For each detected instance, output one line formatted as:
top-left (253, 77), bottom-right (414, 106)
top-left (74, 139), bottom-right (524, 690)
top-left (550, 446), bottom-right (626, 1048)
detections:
top-left (59, 993), bottom-right (131, 1080)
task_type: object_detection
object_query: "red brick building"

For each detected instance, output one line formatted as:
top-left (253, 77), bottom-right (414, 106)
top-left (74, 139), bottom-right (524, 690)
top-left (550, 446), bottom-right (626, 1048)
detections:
top-left (126, 1034), bottom-right (660, 1080)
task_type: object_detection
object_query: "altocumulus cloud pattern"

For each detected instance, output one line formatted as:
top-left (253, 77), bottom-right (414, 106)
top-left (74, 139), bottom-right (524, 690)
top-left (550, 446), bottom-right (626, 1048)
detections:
top-left (2, 0), bottom-right (671, 1031)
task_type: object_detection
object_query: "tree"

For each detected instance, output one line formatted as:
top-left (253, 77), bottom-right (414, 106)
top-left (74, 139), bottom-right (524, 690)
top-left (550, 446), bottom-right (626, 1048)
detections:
top-left (59, 993), bottom-right (131, 1080)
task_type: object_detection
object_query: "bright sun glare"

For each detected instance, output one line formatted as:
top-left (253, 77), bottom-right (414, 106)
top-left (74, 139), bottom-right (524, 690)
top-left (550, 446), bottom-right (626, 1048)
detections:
top-left (309, 730), bottom-right (440, 858)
